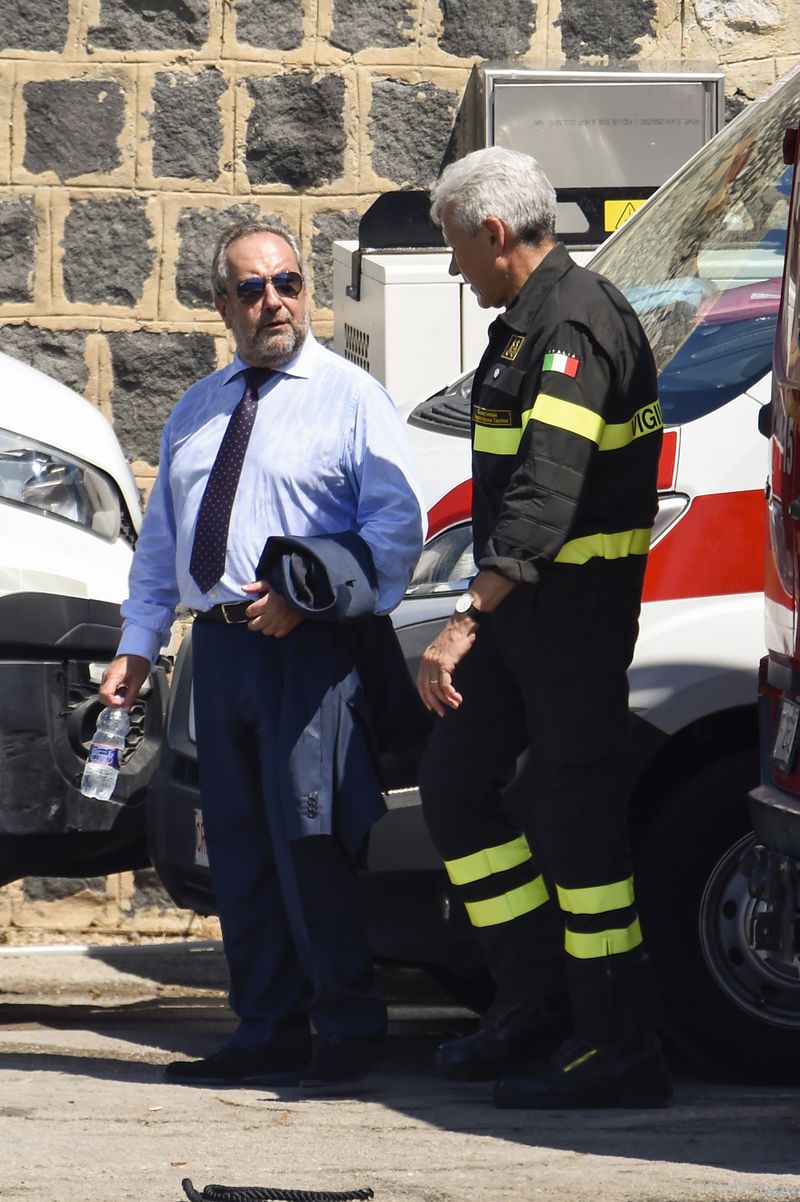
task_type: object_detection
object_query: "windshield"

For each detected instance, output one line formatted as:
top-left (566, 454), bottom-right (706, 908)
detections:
top-left (590, 65), bottom-right (800, 426)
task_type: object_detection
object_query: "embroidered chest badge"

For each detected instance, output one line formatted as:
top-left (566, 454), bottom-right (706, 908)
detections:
top-left (543, 349), bottom-right (580, 377)
top-left (501, 335), bottom-right (525, 361)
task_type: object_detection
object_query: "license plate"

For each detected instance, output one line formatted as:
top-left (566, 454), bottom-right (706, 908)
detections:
top-left (194, 808), bottom-right (209, 867)
top-left (772, 698), bottom-right (800, 774)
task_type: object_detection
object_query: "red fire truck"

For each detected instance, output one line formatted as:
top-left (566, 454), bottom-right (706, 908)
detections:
top-left (746, 119), bottom-right (800, 1068)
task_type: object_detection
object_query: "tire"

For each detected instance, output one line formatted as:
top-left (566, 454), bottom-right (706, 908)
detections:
top-left (637, 748), bottom-right (800, 1082)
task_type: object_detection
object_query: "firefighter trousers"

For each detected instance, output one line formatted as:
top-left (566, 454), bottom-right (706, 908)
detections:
top-left (418, 572), bottom-right (659, 1050)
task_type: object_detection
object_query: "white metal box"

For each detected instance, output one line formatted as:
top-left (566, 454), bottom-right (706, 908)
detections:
top-left (333, 66), bottom-right (724, 405)
top-left (332, 240), bottom-right (497, 408)
top-left (477, 65), bottom-right (724, 245)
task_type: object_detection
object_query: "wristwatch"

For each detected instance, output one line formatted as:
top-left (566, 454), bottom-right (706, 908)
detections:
top-left (454, 592), bottom-right (485, 622)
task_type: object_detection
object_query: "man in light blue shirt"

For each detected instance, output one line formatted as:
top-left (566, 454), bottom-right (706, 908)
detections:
top-left (100, 218), bottom-right (423, 1089)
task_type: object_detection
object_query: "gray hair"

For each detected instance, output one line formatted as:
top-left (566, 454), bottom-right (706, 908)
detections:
top-left (211, 218), bottom-right (307, 300)
top-left (430, 147), bottom-right (557, 246)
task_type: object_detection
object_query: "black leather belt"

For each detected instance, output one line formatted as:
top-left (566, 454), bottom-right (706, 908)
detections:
top-left (193, 602), bottom-right (251, 625)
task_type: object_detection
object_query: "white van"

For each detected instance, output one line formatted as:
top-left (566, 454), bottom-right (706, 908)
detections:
top-left (0, 350), bottom-right (166, 884)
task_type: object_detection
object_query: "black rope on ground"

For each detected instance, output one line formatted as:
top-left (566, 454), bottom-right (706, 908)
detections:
top-left (182, 1179), bottom-right (374, 1202)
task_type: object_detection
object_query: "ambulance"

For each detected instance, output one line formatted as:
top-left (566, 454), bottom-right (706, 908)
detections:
top-left (149, 64), bottom-right (800, 1079)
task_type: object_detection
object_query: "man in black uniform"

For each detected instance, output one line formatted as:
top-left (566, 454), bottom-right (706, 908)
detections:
top-left (416, 146), bottom-right (671, 1109)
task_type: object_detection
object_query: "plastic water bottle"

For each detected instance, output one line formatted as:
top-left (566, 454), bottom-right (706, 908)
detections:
top-left (80, 706), bottom-right (130, 800)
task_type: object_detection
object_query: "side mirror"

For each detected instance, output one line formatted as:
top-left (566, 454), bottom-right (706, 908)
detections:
top-left (758, 402), bottom-right (772, 439)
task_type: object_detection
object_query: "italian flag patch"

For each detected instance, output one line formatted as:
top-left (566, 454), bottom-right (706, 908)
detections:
top-left (543, 350), bottom-right (580, 377)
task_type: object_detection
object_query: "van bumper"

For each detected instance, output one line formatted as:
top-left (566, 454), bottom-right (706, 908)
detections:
top-left (0, 592), bottom-right (167, 839)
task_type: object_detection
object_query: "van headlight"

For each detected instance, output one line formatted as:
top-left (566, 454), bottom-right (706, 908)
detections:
top-left (650, 493), bottom-right (690, 544)
top-left (0, 429), bottom-right (121, 540)
top-left (405, 524), bottom-right (476, 597)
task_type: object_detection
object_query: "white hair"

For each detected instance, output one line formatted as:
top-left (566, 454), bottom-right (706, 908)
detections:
top-left (430, 147), bottom-right (557, 245)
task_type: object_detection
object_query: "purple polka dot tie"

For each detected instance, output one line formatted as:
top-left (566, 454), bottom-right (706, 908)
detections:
top-left (189, 367), bottom-right (271, 594)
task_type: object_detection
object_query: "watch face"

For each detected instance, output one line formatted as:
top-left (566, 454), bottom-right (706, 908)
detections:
top-left (455, 593), bottom-right (472, 613)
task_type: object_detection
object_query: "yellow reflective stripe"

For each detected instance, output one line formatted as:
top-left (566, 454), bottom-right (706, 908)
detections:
top-left (444, 835), bottom-right (532, 886)
top-left (465, 876), bottom-right (549, 928)
top-left (473, 424), bottom-right (522, 455)
top-left (556, 876), bottom-right (635, 915)
top-left (555, 528), bottom-right (651, 565)
top-left (529, 393), bottom-right (605, 445)
top-left (599, 399), bottom-right (663, 451)
top-left (564, 918), bottom-right (643, 959)
top-left (473, 397), bottom-right (662, 457)
top-left (563, 1047), bottom-right (598, 1073)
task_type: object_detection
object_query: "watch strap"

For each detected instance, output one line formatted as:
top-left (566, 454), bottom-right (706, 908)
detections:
top-left (454, 599), bottom-right (485, 623)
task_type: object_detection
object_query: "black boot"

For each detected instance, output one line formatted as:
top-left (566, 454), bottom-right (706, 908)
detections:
top-left (434, 997), bottom-right (570, 1082)
top-left (494, 1033), bottom-right (673, 1109)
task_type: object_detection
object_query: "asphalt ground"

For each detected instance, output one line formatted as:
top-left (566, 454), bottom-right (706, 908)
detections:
top-left (1, 941), bottom-right (800, 1202)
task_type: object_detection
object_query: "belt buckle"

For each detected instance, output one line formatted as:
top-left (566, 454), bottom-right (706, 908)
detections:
top-left (221, 602), bottom-right (247, 625)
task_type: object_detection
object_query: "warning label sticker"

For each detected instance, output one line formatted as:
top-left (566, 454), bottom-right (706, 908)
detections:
top-left (604, 199), bottom-right (647, 232)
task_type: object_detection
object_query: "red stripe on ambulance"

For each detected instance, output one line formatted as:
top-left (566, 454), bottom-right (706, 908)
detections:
top-left (425, 435), bottom-right (764, 603)
top-left (643, 490), bottom-right (764, 602)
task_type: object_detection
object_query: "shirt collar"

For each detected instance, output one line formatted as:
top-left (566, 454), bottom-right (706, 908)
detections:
top-left (499, 242), bottom-right (575, 334)
top-left (222, 331), bottom-right (320, 389)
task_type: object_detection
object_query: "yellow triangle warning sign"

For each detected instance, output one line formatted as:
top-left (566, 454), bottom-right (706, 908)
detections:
top-left (604, 199), bottom-right (647, 232)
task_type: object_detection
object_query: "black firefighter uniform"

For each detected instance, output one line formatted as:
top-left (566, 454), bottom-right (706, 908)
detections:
top-left (419, 242), bottom-right (664, 1048)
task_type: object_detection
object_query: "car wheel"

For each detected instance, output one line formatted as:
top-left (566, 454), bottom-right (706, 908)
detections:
top-left (637, 748), bottom-right (800, 1081)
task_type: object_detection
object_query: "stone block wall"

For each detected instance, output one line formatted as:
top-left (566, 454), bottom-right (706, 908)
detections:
top-left (0, 870), bottom-right (221, 946)
top-left (0, 0), bottom-right (799, 485)
top-left (0, 0), bottom-right (799, 938)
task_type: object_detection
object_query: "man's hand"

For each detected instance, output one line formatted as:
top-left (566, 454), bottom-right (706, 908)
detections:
top-left (99, 654), bottom-right (152, 708)
top-left (242, 580), bottom-right (304, 638)
top-left (417, 570), bottom-right (518, 715)
top-left (417, 618), bottom-right (477, 716)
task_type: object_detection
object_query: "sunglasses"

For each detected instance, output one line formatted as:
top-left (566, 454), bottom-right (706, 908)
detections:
top-left (235, 272), bottom-right (304, 302)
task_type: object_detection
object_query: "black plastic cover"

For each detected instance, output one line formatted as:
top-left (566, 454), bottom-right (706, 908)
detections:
top-left (357, 191), bottom-right (444, 252)
top-left (408, 390), bottom-right (471, 438)
top-left (0, 592), bottom-right (123, 653)
top-left (0, 655), bottom-right (167, 836)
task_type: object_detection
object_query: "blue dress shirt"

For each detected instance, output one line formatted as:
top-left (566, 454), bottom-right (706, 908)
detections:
top-left (118, 333), bottom-right (424, 663)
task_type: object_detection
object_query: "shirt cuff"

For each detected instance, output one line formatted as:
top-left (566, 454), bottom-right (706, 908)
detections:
top-left (477, 553), bottom-right (541, 586)
top-left (116, 624), bottom-right (163, 665)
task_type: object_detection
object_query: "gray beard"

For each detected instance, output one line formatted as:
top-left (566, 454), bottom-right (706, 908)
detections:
top-left (247, 320), bottom-right (308, 368)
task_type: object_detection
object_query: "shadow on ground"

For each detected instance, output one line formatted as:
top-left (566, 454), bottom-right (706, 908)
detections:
top-left (2, 950), bottom-right (800, 1179)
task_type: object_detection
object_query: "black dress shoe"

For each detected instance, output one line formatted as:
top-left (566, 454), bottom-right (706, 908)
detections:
top-left (300, 1034), bottom-right (387, 1088)
top-left (494, 1034), bottom-right (673, 1109)
top-left (434, 1000), bottom-right (570, 1082)
top-left (164, 1044), bottom-right (307, 1087)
